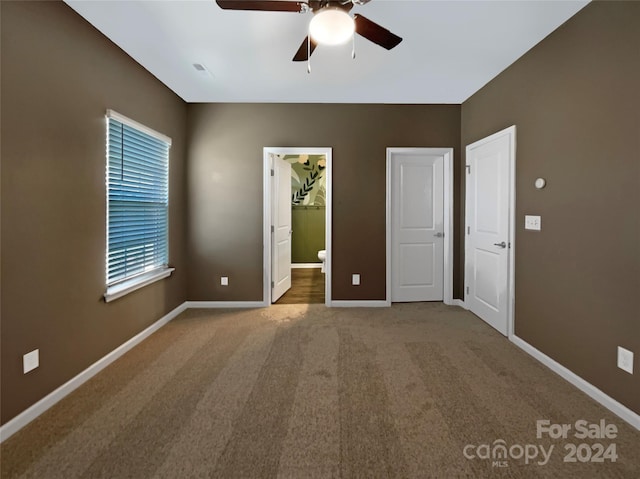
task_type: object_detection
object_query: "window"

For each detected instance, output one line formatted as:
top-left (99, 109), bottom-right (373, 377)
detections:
top-left (104, 110), bottom-right (173, 302)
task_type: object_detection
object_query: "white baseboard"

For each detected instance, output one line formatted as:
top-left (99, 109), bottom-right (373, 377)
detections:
top-left (330, 300), bottom-right (390, 308)
top-left (452, 299), bottom-right (467, 309)
top-left (510, 335), bottom-right (640, 431)
top-left (292, 263), bottom-right (322, 269)
top-left (0, 302), bottom-right (189, 443)
top-left (184, 301), bottom-right (267, 309)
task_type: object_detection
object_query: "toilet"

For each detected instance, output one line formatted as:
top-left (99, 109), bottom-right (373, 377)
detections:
top-left (317, 249), bottom-right (326, 273)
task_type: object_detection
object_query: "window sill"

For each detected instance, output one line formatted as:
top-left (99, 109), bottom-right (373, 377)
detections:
top-left (104, 267), bottom-right (175, 303)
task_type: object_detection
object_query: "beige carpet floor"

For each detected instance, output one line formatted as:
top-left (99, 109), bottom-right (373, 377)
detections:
top-left (1, 303), bottom-right (639, 478)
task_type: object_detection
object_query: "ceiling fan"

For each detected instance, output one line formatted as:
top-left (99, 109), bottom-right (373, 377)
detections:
top-left (215, 0), bottom-right (402, 62)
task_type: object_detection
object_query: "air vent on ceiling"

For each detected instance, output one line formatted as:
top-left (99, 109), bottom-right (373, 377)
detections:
top-left (193, 63), bottom-right (212, 77)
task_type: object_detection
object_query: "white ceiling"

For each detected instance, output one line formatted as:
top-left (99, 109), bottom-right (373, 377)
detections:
top-left (64, 0), bottom-right (589, 104)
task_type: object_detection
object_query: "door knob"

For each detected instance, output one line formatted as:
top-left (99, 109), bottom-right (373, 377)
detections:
top-left (493, 241), bottom-right (507, 248)
top-left (434, 232), bottom-right (444, 238)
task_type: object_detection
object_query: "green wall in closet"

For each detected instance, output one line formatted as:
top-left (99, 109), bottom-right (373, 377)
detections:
top-left (292, 206), bottom-right (325, 263)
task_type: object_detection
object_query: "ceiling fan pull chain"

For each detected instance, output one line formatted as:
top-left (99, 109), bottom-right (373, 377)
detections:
top-left (352, 32), bottom-right (356, 59)
top-left (307, 35), bottom-right (311, 73)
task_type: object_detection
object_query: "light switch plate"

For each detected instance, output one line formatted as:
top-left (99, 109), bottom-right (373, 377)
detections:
top-left (617, 347), bottom-right (634, 374)
top-left (221, 276), bottom-right (228, 286)
top-left (525, 215), bottom-right (541, 231)
top-left (352, 274), bottom-right (360, 286)
top-left (23, 349), bottom-right (39, 374)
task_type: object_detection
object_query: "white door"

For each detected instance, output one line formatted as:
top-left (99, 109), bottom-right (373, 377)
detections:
top-left (272, 157), bottom-right (292, 302)
top-left (465, 127), bottom-right (515, 336)
top-left (391, 151), bottom-right (444, 302)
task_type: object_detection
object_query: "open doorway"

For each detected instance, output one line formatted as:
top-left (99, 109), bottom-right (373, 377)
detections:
top-left (263, 147), bottom-right (332, 306)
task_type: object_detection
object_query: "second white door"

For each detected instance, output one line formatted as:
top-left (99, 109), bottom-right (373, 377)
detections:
top-left (465, 126), bottom-right (514, 336)
top-left (271, 156), bottom-right (292, 302)
top-left (391, 150), bottom-right (444, 302)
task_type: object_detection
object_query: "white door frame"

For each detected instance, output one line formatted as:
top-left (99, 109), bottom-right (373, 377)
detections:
top-left (386, 147), bottom-right (454, 306)
top-left (263, 147), bottom-right (332, 306)
top-left (464, 125), bottom-right (516, 337)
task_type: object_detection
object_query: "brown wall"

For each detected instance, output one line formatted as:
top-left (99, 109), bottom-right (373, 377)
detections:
top-left (7, 0), bottom-right (634, 430)
top-left (1, 1), bottom-right (188, 424)
top-left (187, 104), bottom-right (462, 301)
top-left (461, 1), bottom-right (640, 414)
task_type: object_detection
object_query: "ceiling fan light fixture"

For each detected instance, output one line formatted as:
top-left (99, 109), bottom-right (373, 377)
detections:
top-left (309, 8), bottom-right (355, 46)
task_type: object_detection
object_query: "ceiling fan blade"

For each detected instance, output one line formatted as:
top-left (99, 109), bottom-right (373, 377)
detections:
top-left (292, 36), bottom-right (318, 61)
top-left (216, 0), bottom-right (306, 12)
top-left (353, 14), bottom-right (402, 50)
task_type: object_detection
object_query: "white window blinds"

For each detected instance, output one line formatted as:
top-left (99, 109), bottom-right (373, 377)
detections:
top-left (106, 111), bottom-right (171, 287)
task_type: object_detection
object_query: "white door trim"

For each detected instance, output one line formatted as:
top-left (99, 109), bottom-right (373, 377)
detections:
top-left (263, 147), bottom-right (332, 306)
top-left (386, 147), bottom-right (454, 306)
top-left (464, 125), bottom-right (516, 337)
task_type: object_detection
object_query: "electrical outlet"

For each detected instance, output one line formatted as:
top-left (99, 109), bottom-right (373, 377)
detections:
top-left (352, 274), bottom-right (360, 286)
top-left (23, 349), bottom-right (39, 374)
top-left (525, 215), bottom-right (541, 231)
top-left (617, 347), bottom-right (634, 374)
top-left (221, 276), bottom-right (228, 286)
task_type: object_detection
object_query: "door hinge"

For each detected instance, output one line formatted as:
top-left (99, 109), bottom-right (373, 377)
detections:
top-left (466, 164), bottom-right (471, 174)
top-left (271, 225), bottom-right (274, 233)
top-left (270, 169), bottom-right (274, 176)
top-left (271, 281), bottom-right (274, 288)
top-left (467, 226), bottom-right (470, 235)
top-left (466, 286), bottom-right (470, 294)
